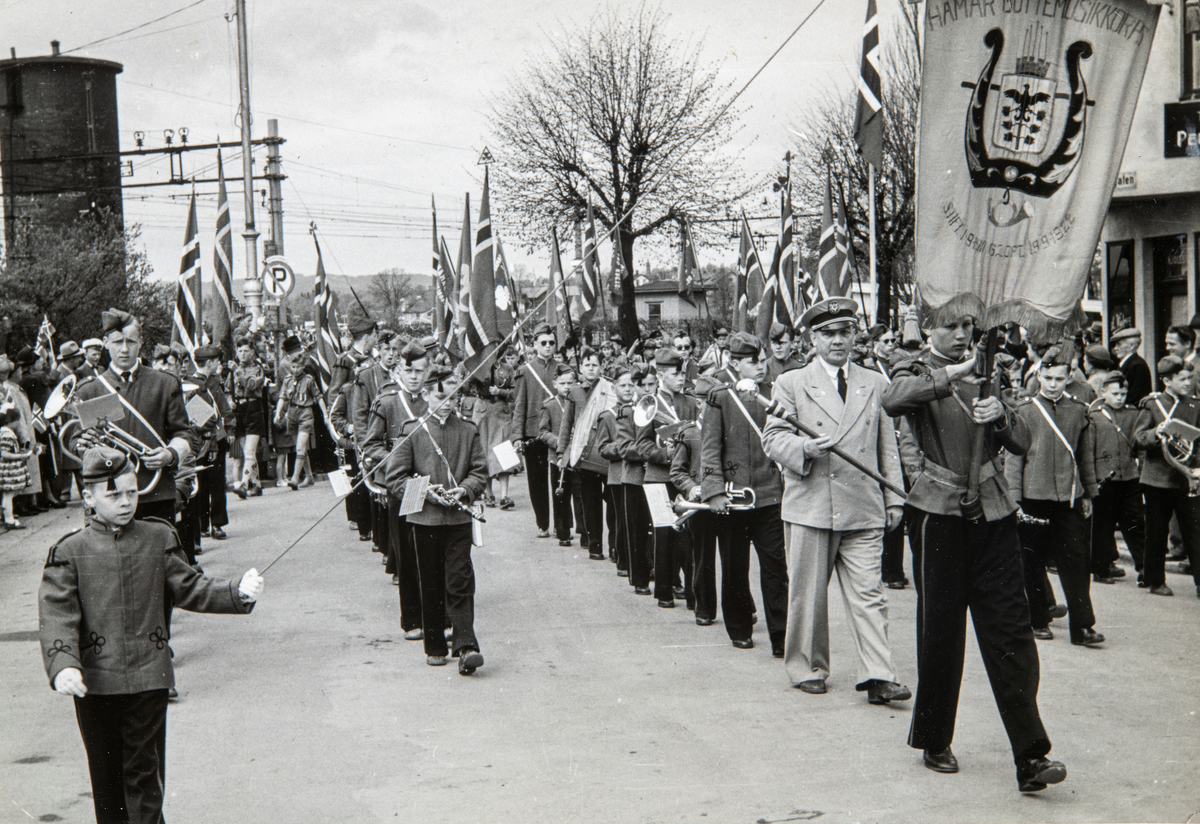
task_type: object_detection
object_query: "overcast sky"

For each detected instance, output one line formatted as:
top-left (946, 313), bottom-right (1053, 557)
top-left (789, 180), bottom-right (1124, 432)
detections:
top-left (1, 0), bottom-right (899, 286)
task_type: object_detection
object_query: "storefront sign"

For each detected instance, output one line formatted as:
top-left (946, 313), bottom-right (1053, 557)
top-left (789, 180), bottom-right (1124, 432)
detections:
top-left (1164, 101), bottom-right (1200, 158)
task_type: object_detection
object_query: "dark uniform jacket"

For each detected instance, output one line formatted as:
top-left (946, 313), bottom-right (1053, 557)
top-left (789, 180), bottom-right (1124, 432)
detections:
top-left (68, 365), bottom-right (197, 505)
top-left (700, 384), bottom-right (781, 507)
top-left (557, 381), bottom-right (608, 476)
top-left (636, 391), bottom-right (698, 485)
top-left (537, 394), bottom-right (571, 460)
top-left (510, 357), bottom-right (561, 440)
top-left (1132, 391), bottom-right (1200, 491)
top-left (350, 358), bottom-right (388, 448)
top-left (363, 380), bottom-right (428, 471)
top-left (669, 419), bottom-right (703, 496)
top-left (618, 405), bottom-right (645, 485)
top-left (764, 356), bottom-right (802, 390)
top-left (595, 408), bottom-right (626, 486)
top-left (1089, 401), bottom-right (1140, 484)
top-left (1005, 394), bottom-right (1098, 502)
top-left (325, 347), bottom-right (369, 407)
top-left (382, 413), bottom-right (487, 526)
top-left (39, 518), bottom-right (252, 694)
top-left (881, 350), bottom-right (1029, 521)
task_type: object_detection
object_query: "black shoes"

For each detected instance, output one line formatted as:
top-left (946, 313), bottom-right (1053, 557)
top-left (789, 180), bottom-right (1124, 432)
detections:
top-left (1016, 756), bottom-right (1066, 792)
top-left (1150, 584), bottom-right (1174, 596)
top-left (1032, 626), bottom-right (1053, 641)
top-left (211, 527), bottom-right (226, 540)
top-left (589, 552), bottom-right (605, 560)
top-left (1048, 604), bottom-right (1068, 619)
top-left (458, 650), bottom-right (484, 675)
top-left (886, 579), bottom-right (907, 590)
top-left (771, 644), bottom-right (784, 659)
top-left (731, 638), bottom-right (754, 650)
top-left (795, 680), bottom-right (826, 694)
top-left (558, 539), bottom-right (572, 547)
top-left (617, 570), bottom-right (629, 578)
top-left (923, 747), bottom-right (959, 773)
top-left (634, 587), bottom-right (651, 595)
top-left (695, 617), bottom-right (715, 626)
top-left (1092, 573), bottom-right (1116, 584)
top-left (860, 679), bottom-right (912, 704)
top-left (657, 599), bottom-right (674, 609)
top-left (1070, 628), bottom-right (1105, 646)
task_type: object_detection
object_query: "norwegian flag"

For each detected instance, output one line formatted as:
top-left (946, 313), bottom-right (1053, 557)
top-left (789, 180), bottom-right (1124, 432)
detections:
top-left (548, 231), bottom-right (570, 349)
top-left (438, 237), bottom-right (462, 358)
top-left (853, 0), bottom-right (883, 169)
top-left (210, 151), bottom-right (235, 358)
top-left (456, 194), bottom-right (472, 354)
top-left (579, 201), bottom-right (601, 324)
top-left (172, 194), bottom-right (202, 355)
top-left (311, 233), bottom-right (341, 390)
top-left (465, 169), bottom-right (499, 370)
top-left (757, 239), bottom-right (781, 341)
top-left (738, 210), bottom-right (765, 335)
top-left (431, 197), bottom-right (456, 350)
top-left (34, 315), bottom-right (56, 370)
top-left (819, 172), bottom-right (854, 299)
top-left (494, 232), bottom-right (518, 337)
top-left (677, 219), bottom-right (701, 307)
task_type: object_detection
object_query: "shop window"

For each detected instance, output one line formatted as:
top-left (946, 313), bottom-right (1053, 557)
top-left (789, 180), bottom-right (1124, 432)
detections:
top-left (1106, 240), bottom-right (1135, 338)
top-left (1151, 234), bottom-right (1189, 366)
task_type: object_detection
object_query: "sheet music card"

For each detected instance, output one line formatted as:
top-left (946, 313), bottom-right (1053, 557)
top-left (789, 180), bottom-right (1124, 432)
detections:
top-left (643, 483), bottom-right (677, 529)
top-left (326, 468), bottom-right (353, 499)
top-left (493, 440), bottom-right (521, 473)
top-left (185, 394), bottom-right (216, 427)
top-left (398, 475), bottom-right (430, 517)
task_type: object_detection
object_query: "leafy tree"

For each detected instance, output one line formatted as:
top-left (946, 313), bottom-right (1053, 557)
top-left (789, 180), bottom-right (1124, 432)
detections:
top-left (368, 268), bottom-right (422, 326)
top-left (490, 4), bottom-right (747, 343)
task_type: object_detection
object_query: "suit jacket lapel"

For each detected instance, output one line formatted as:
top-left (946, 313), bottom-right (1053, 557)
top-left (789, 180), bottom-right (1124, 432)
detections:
top-left (832, 363), bottom-right (872, 443)
top-left (801, 361), bottom-right (843, 423)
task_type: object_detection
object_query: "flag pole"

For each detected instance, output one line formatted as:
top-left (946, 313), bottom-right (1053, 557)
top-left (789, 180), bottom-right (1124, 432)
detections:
top-left (868, 162), bottom-right (878, 325)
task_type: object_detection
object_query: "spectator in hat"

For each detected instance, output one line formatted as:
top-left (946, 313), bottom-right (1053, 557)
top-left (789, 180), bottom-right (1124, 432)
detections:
top-left (1111, 327), bottom-right (1151, 406)
top-left (1082, 343), bottom-right (1117, 398)
top-left (55, 342), bottom-right (85, 383)
top-left (78, 338), bottom-right (105, 378)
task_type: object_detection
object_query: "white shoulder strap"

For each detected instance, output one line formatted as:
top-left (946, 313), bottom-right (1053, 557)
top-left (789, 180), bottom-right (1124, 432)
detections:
top-left (95, 373), bottom-right (168, 448)
top-left (1032, 397), bottom-right (1076, 505)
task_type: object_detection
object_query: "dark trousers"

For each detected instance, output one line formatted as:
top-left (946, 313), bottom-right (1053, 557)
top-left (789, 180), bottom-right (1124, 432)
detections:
top-left (549, 465), bottom-right (574, 540)
top-left (1142, 484), bottom-right (1200, 589)
top-left (653, 483), bottom-right (692, 604)
top-left (573, 469), bottom-right (605, 555)
top-left (717, 505), bottom-right (788, 648)
top-left (623, 485), bottom-right (653, 589)
top-left (371, 495), bottom-right (389, 554)
top-left (197, 449), bottom-right (228, 531)
top-left (344, 451), bottom-right (371, 538)
top-left (907, 510), bottom-right (1050, 760)
top-left (690, 511), bottom-right (718, 621)
top-left (74, 689), bottom-right (169, 824)
top-left (386, 500), bottom-right (422, 632)
top-left (412, 523), bottom-right (479, 657)
top-left (608, 483), bottom-right (629, 571)
top-left (604, 481), bottom-right (618, 557)
top-left (1019, 499), bottom-right (1095, 633)
top-left (881, 518), bottom-right (907, 583)
top-left (524, 441), bottom-right (551, 532)
top-left (1091, 479), bottom-right (1145, 574)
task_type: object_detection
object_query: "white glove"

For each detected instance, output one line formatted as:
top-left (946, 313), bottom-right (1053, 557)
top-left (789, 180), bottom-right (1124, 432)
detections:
top-left (239, 568), bottom-right (264, 602)
top-left (53, 667), bottom-right (87, 697)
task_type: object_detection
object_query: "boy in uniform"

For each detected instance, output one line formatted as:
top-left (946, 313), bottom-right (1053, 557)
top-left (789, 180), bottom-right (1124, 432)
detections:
top-left (538, 364), bottom-right (576, 546)
top-left (383, 364), bottom-right (488, 673)
top-left (596, 363), bottom-right (636, 575)
top-left (1088, 372), bottom-right (1144, 584)
top-left (39, 447), bottom-right (262, 824)
top-left (1006, 344), bottom-right (1104, 645)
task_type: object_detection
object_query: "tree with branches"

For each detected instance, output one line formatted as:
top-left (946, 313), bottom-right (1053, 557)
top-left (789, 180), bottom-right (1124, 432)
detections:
top-left (368, 268), bottom-right (422, 326)
top-left (489, 4), bottom-right (748, 343)
top-left (791, 4), bottom-right (920, 327)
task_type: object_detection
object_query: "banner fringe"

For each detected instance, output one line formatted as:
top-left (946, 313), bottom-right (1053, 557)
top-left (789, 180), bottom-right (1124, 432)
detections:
top-left (917, 291), bottom-right (1086, 344)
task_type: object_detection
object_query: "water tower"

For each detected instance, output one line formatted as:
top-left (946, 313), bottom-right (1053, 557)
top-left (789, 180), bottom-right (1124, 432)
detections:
top-left (0, 41), bottom-right (123, 254)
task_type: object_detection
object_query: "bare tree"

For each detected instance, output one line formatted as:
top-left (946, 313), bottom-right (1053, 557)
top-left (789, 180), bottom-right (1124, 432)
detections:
top-left (792, 5), bottom-right (920, 326)
top-left (490, 4), bottom-right (748, 343)
top-left (368, 268), bottom-right (420, 326)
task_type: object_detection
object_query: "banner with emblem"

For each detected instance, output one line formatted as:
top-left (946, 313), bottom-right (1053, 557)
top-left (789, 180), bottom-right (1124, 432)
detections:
top-left (914, 0), bottom-right (1160, 340)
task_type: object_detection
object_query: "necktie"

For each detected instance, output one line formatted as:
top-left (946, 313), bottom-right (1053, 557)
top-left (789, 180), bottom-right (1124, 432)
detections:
top-left (837, 368), bottom-right (847, 402)
top-left (121, 371), bottom-right (132, 384)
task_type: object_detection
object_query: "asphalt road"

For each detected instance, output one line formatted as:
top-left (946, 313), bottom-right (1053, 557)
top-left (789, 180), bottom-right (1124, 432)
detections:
top-left (1, 480), bottom-right (1198, 824)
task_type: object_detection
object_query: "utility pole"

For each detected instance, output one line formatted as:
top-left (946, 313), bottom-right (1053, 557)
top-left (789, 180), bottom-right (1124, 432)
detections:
top-left (235, 0), bottom-right (262, 327)
top-left (264, 118), bottom-right (286, 336)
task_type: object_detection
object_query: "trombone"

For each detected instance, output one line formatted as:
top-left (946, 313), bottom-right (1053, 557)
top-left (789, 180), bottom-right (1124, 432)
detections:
top-left (671, 485), bottom-right (755, 530)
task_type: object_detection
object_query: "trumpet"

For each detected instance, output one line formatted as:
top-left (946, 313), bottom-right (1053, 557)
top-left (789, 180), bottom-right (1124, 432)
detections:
top-left (632, 394), bottom-right (681, 428)
top-left (1159, 419), bottom-right (1200, 496)
top-left (671, 485), bottom-right (756, 530)
top-left (428, 484), bottom-right (486, 522)
top-left (58, 417), bottom-right (163, 496)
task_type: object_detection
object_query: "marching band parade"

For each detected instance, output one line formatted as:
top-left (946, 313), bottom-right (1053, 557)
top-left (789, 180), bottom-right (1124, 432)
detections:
top-left (1, 0), bottom-right (1197, 822)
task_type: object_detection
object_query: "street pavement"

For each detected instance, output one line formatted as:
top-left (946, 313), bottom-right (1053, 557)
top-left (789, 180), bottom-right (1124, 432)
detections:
top-left (1, 479), bottom-right (1198, 824)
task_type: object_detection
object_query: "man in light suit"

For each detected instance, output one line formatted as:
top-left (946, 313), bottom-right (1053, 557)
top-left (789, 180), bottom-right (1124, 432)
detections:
top-left (762, 298), bottom-right (910, 705)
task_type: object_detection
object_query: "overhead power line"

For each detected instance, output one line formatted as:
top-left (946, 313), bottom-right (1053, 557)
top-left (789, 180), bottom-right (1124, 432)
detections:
top-left (61, 0), bottom-right (210, 55)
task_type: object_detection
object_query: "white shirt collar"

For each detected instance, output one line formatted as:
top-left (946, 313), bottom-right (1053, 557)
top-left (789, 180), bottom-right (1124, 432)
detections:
top-left (816, 357), bottom-right (846, 386)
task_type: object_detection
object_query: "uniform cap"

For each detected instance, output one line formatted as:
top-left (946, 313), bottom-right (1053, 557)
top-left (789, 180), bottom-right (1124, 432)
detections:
top-left (554, 362), bottom-right (575, 377)
top-left (192, 345), bottom-right (221, 362)
top-left (768, 322), bottom-right (792, 342)
top-left (151, 343), bottom-right (174, 361)
top-left (1157, 355), bottom-right (1187, 378)
top-left (81, 338), bottom-right (104, 350)
top-left (282, 335), bottom-right (303, 355)
top-left (100, 308), bottom-right (135, 337)
top-left (713, 326), bottom-right (730, 337)
top-left (728, 332), bottom-right (762, 359)
top-left (58, 341), bottom-right (81, 359)
top-left (399, 339), bottom-right (427, 362)
top-left (1100, 371), bottom-right (1127, 388)
top-left (867, 323), bottom-right (891, 343)
top-left (800, 298), bottom-right (860, 331)
top-left (1040, 342), bottom-right (1075, 368)
top-left (654, 347), bottom-right (683, 368)
top-left (1110, 327), bottom-right (1141, 344)
top-left (346, 316), bottom-right (376, 338)
top-left (81, 446), bottom-right (132, 483)
top-left (532, 322), bottom-right (554, 340)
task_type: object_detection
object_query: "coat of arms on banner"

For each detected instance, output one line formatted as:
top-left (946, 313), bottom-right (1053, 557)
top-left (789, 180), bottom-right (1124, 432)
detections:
top-left (965, 22), bottom-right (1093, 226)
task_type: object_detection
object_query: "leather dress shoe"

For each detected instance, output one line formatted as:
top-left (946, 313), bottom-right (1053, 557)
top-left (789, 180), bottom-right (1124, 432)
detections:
top-left (886, 580), bottom-right (907, 590)
top-left (772, 645), bottom-right (784, 659)
top-left (211, 527), bottom-right (226, 540)
top-left (860, 679), bottom-right (912, 704)
top-left (391, 574), bottom-right (400, 586)
top-left (404, 629), bottom-right (424, 641)
top-left (657, 599), bottom-right (675, 609)
top-left (634, 587), bottom-right (651, 595)
top-left (1048, 604), bottom-right (1068, 619)
top-left (695, 617), bottom-right (715, 626)
top-left (200, 528), bottom-right (211, 538)
top-left (617, 570), bottom-right (630, 578)
top-left (1070, 628), bottom-right (1105, 646)
top-left (427, 655), bottom-right (447, 667)
top-left (1092, 573), bottom-right (1115, 584)
top-left (589, 552), bottom-right (605, 560)
top-left (1109, 565), bottom-right (1126, 578)
top-left (359, 534), bottom-right (372, 542)
top-left (458, 650), bottom-right (484, 675)
top-left (248, 486), bottom-right (263, 497)
top-left (536, 530), bottom-right (552, 538)
top-left (1031, 626), bottom-right (1053, 641)
top-left (1016, 756), bottom-right (1066, 792)
top-left (1150, 584), bottom-right (1174, 596)
top-left (731, 638), bottom-right (754, 650)
top-left (673, 586), bottom-right (686, 599)
top-left (232, 484), bottom-right (247, 500)
top-left (795, 680), bottom-right (826, 694)
top-left (923, 747), bottom-right (959, 773)
top-left (559, 539), bottom-right (573, 547)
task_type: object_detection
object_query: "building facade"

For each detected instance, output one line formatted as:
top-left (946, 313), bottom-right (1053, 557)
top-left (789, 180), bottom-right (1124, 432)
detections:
top-left (634, 281), bottom-right (713, 325)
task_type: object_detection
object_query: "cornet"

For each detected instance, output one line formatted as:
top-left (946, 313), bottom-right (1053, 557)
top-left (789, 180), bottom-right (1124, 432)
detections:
top-left (671, 485), bottom-right (755, 530)
top-left (632, 395), bottom-right (680, 428)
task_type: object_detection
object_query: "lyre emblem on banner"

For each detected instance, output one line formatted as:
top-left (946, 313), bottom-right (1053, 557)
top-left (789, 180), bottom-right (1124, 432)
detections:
top-left (963, 25), bottom-right (1094, 227)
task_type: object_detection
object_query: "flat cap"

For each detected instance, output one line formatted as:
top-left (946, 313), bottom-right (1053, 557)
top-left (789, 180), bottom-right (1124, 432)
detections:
top-left (800, 297), bottom-right (859, 331)
top-left (81, 338), bottom-right (104, 350)
top-left (654, 347), bottom-right (683, 368)
top-left (346, 315), bottom-right (376, 338)
top-left (1158, 355), bottom-right (1188, 378)
top-left (81, 446), bottom-right (132, 483)
top-left (399, 339), bottom-right (427, 362)
top-left (192, 344), bottom-right (221, 362)
top-left (728, 331), bottom-right (762, 359)
top-left (282, 335), bottom-right (303, 355)
top-left (59, 341), bottom-right (81, 359)
top-left (1110, 327), bottom-right (1142, 343)
top-left (100, 308), bottom-right (135, 337)
top-left (1084, 344), bottom-right (1115, 368)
